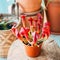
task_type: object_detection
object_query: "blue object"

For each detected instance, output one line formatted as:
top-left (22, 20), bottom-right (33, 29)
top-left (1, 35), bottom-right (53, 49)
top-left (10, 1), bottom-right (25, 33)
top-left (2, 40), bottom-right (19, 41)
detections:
top-left (50, 35), bottom-right (60, 47)
top-left (0, 58), bottom-right (6, 60)
top-left (0, 0), bottom-right (14, 14)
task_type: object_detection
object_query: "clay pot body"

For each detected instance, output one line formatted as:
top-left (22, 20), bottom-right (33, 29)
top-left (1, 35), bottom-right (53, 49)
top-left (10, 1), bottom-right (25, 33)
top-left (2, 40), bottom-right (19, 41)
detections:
top-left (16, 0), bottom-right (42, 13)
top-left (45, 0), bottom-right (60, 34)
top-left (24, 44), bottom-right (42, 57)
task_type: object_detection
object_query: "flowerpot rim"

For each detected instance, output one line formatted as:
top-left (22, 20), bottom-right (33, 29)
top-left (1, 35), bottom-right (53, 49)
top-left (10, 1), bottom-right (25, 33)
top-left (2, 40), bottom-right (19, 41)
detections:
top-left (24, 43), bottom-right (42, 48)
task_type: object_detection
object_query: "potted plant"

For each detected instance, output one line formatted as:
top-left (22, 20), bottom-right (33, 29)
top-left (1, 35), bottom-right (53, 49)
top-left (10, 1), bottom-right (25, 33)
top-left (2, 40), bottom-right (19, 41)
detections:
top-left (44, 0), bottom-right (60, 34)
top-left (16, 0), bottom-right (42, 13)
top-left (0, 14), bottom-right (20, 57)
top-left (11, 12), bottom-right (50, 57)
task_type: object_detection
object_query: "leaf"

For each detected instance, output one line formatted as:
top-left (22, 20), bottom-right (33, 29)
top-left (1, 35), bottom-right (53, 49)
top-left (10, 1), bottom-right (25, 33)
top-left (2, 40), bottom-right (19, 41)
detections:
top-left (28, 31), bottom-right (32, 39)
top-left (37, 39), bottom-right (43, 45)
top-left (37, 37), bottom-right (47, 45)
top-left (0, 21), bottom-right (5, 25)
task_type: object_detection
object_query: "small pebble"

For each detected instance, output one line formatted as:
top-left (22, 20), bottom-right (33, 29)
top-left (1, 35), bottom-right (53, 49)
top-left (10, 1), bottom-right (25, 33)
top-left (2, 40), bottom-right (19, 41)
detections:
top-left (23, 41), bottom-right (28, 45)
top-left (28, 43), bottom-right (31, 46)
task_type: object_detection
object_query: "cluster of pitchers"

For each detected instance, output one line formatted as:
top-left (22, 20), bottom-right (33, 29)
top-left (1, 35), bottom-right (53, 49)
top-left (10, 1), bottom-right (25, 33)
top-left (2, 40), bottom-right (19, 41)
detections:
top-left (12, 0), bottom-right (60, 34)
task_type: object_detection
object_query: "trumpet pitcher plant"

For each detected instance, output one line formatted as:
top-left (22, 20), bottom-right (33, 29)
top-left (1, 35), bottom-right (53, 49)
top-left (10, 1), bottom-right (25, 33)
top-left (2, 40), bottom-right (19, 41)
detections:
top-left (11, 12), bottom-right (50, 46)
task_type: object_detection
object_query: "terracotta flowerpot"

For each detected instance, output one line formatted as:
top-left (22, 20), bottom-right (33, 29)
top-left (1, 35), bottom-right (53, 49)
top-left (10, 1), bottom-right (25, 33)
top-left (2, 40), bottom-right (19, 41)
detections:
top-left (24, 44), bottom-right (42, 57)
top-left (16, 0), bottom-right (42, 13)
top-left (45, 0), bottom-right (60, 34)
